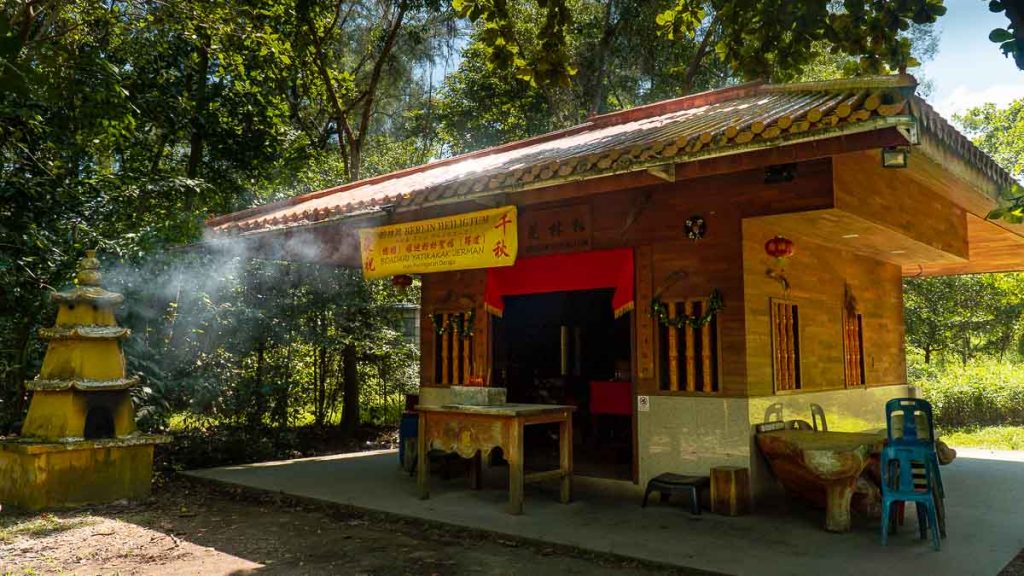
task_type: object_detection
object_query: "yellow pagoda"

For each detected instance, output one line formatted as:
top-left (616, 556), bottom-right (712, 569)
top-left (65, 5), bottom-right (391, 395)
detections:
top-left (0, 250), bottom-right (167, 510)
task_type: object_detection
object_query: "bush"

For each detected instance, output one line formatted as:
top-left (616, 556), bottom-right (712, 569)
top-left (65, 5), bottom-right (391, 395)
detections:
top-left (913, 360), bottom-right (1024, 428)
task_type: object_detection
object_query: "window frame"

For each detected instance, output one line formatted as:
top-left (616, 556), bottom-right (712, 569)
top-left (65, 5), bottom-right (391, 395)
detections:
top-left (432, 309), bottom-right (475, 386)
top-left (770, 298), bottom-right (802, 394)
top-left (842, 309), bottom-right (866, 388)
top-left (654, 296), bottom-right (722, 394)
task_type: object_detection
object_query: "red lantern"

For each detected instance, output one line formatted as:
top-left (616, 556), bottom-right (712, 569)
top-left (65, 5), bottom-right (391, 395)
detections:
top-left (392, 274), bottom-right (413, 290)
top-left (764, 236), bottom-right (795, 260)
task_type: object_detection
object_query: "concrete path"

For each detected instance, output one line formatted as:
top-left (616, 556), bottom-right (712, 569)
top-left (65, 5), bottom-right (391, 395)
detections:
top-left (186, 449), bottom-right (1024, 576)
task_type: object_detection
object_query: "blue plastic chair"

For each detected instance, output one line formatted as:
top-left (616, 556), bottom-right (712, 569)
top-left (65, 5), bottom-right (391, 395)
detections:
top-left (398, 412), bottom-right (418, 475)
top-left (885, 398), bottom-right (935, 444)
top-left (885, 398), bottom-right (944, 497)
top-left (880, 444), bottom-right (941, 550)
top-left (884, 398), bottom-right (947, 538)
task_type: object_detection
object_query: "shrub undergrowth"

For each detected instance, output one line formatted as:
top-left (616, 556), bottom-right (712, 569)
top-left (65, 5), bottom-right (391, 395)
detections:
top-left (911, 360), bottom-right (1024, 429)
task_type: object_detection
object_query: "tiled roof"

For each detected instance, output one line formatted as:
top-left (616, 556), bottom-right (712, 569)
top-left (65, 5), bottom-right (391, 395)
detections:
top-left (206, 74), bottom-right (1012, 235)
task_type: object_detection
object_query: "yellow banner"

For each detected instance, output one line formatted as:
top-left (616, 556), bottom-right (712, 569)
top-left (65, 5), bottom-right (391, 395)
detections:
top-left (359, 206), bottom-right (518, 279)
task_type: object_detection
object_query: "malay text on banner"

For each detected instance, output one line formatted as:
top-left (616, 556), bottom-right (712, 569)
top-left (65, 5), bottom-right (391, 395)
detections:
top-left (359, 206), bottom-right (518, 279)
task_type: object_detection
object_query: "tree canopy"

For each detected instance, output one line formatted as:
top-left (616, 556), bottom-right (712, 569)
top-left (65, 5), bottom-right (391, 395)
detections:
top-left (3, 0), bottom-right (1017, 444)
top-left (956, 98), bottom-right (1024, 223)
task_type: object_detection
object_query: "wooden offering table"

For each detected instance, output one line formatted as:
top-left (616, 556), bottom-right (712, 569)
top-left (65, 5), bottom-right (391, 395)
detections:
top-left (417, 403), bottom-right (574, 514)
top-left (756, 430), bottom-right (885, 532)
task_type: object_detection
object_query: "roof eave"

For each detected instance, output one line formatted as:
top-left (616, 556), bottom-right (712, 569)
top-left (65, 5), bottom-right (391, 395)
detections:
top-left (216, 118), bottom-right (916, 237)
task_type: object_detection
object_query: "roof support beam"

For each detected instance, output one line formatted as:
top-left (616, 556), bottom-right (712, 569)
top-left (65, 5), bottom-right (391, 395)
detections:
top-left (646, 163), bottom-right (676, 183)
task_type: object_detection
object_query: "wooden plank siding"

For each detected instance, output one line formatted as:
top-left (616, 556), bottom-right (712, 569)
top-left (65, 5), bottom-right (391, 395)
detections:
top-left (420, 159), bottom-right (836, 394)
top-left (742, 218), bottom-right (906, 396)
top-left (419, 155), bottom-right (905, 398)
top-left (833, 152), bottom-right (969, 261)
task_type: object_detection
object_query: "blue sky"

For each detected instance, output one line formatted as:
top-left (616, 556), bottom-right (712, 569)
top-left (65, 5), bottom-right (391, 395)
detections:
top-left (920, 0), bottom-right (1024, 119)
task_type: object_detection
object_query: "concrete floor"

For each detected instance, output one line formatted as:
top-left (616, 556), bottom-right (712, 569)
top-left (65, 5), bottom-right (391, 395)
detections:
top-left (186, 447), bottom-right (1024, 576)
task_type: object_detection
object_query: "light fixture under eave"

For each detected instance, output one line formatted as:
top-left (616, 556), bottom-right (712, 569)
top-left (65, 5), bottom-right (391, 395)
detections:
top-left (881, 146), bottom-right (910, 169)
top-left (764, 163), bottom-right (798, 184)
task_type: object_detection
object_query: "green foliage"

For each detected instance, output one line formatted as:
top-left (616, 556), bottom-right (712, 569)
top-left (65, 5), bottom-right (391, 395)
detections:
top-left (956, 98), bottom-right (1024, 223)
top-left (0, 0), bottom-right (446, 435)
top-left (110, 250), bottom-right (419, 433)
top-left (957, 99), bottom-right (1024, 181)
top-left (913, 360), bottom-right (1024, 428)
top-left (463, 0), bottom-right (947, 87)
top-left (987, 0), bottom-right (1023, 70)
top-left (656, 0), bottom-right (946, 81)
top-left (939, 425), bottom-right (1024, 450)
top-left (437, 0), bottom-right (733, 153)
top-left (904, 273), bottom-right (1024, 365)
top-left (454, 0), bottom-right (574, 87)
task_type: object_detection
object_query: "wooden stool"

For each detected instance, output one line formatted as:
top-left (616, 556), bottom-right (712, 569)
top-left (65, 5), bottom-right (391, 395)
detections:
top-left (642, 473), bottom-right (710, 515)
top-left (711, 466), bottom-right (750, 516)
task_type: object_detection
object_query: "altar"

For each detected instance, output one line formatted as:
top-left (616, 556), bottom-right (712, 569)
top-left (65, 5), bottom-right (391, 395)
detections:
top-left (416, 403), bottom-right (574, 514)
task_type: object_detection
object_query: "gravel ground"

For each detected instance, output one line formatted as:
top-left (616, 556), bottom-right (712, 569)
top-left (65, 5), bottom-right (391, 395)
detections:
top-left (0, 476), bottom-right (719, 576)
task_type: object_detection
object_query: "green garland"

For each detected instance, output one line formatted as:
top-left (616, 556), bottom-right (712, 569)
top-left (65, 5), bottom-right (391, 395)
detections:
top-left (650, 290), bottom-right (724, 329)
top-left (430, 309), bottom-right (475, 338)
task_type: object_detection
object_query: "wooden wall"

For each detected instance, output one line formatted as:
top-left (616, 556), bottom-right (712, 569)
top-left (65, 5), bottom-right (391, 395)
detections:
top-left (742, 218), bottom-right (906, 396)
top-left (419, 269), bottom-right (489, 387)
top-left (833, 151), bottom-right (968, 259)
top-left (419, 158), bottom-right (842, 396)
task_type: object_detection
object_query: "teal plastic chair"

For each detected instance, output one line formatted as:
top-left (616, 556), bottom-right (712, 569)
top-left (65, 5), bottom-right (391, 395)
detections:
top-left (885, 398), bottom-right (945, 498)
top-left (884, 397), bottom-right (947, 539)
top-left (885, 398), bottom-right (935, 443)
top-left (880, 443), bottom-right (941, 550)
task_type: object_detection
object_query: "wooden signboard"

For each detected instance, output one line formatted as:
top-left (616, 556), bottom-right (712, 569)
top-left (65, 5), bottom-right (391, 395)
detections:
top-left (520, 204), bottom-right (592, 256)
top-left (359, 206), bottom-right (518, 278)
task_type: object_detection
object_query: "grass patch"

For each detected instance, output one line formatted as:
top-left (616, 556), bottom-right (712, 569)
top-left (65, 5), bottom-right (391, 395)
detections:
top-left (940, 425), bottom-right (1024, 451)
top-left (0, 513), bottom-right (94, 544)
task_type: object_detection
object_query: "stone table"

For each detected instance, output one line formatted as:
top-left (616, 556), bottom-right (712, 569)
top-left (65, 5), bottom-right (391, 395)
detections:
top-left (756, 430), bottom-right (885, 532)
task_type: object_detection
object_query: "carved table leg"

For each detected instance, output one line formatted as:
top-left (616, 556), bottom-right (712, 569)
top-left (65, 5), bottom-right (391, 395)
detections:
top-left (470, 450), bottom-right (482, 490)
top-left (508, 418), bottom-right (524, 515)
top-left (559, 415), bottom-right (572, 504)
top-left (824, 478), bottom-right (857, 532)
top-left (417, 412), bottom-right (429, 500)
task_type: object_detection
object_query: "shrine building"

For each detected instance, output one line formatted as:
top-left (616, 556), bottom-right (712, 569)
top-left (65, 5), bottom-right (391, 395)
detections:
top-left (206, 74), bottom-right (1024, 497)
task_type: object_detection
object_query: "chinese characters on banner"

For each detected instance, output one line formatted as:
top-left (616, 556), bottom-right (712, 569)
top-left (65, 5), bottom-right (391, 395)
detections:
top-left (521, 204), bottom-right (592, 256)
top-left (358, 206), bottom-right (518, 279)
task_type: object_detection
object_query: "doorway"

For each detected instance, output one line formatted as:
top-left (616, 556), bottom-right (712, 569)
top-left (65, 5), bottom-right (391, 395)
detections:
top-left (492, 288), bottom-right (633, 480)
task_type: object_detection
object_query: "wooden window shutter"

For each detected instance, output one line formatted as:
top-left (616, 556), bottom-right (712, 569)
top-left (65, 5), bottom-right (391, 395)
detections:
top-left (657, 298), bottom-right (720, 393)
top-left (433, 312), bottom-right (474, 386)
top-left (843, 311), bottom-right (865, 387)
top-left (771, 301), bottom-right (801, 392)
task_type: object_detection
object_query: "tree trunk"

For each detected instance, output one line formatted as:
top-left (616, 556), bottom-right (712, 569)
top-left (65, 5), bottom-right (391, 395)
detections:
top-left (250, 343), bottom-right (266, 429)
top-left (340, 343), bottom-right (360, 436)
top-left (185, 38), bottom-right (210, 183)
top-left (681, 15), bottom-right (718, 94)
top-left (274, 346), bottom-right (292, 429)
top-left (586, 0), bottom-right (621, 115)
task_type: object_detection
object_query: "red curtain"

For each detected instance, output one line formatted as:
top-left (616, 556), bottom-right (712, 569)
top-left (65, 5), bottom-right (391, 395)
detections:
top-left (484, 248), bottom-right (634, 317)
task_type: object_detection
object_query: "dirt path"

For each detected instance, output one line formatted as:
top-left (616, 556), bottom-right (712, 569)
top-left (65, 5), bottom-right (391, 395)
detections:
top-left (0, 477), bottom-right (714, 576)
